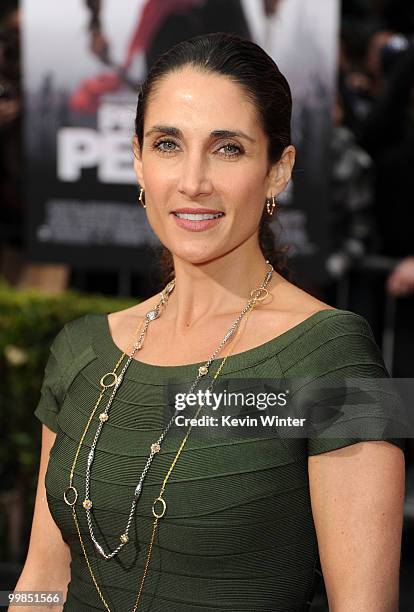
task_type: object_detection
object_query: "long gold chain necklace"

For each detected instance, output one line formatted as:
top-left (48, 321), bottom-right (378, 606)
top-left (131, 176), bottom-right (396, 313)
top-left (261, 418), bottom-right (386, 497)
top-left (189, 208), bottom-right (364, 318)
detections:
top-left (65, 262), bottom-right (273, 611)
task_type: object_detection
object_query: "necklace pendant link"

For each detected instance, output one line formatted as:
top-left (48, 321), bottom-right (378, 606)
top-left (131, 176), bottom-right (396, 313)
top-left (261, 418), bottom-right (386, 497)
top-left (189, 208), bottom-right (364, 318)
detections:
top-left (222, 327), bottom-right (236, 343)
top-left (250, 287), bottom-right (269, 302)
top-left (152, 496), bottom-right (167, 519)
top-left (134, 482), bottom-right (142, 500)
top-left (87, 448), bottom-right (95, 467)
top-left (198, 365), bottom-right (209, 376)
top-left (94, 541), bottom-right (106, 558)
top-left (63, 485), bottom-right (78, 507)
top-left (145, 309), bottom-right (159, 321)
top-left (100, 372), bottom-right (118, 388)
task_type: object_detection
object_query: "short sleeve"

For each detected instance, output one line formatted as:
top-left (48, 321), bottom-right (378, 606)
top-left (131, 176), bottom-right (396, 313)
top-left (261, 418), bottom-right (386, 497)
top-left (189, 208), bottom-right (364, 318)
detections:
top-left (34, 326), bottom-right (68, 433)
top-left (286, 312), bottom-right (408, 456)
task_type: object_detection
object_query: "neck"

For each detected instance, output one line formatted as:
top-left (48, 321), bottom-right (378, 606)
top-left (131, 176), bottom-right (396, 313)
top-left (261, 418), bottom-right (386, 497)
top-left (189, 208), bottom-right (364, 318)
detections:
top-left (162, 239), bottom-right (282, 332)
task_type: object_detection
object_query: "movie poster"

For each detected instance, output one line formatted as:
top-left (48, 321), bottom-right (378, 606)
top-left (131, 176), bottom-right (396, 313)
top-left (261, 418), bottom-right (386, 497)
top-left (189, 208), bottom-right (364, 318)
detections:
top-left (23, 0), bottom-right (339, 282)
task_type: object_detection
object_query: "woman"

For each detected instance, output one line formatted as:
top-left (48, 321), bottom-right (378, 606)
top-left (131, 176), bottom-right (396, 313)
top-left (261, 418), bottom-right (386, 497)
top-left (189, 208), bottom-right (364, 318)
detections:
top-left (15, 33), bottom-right (405, 611)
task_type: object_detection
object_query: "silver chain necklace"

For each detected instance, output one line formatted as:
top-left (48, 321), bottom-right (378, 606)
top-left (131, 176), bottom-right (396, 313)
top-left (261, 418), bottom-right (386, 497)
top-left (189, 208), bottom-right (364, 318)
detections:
top-left (67, 261), bottom-right (274, 560)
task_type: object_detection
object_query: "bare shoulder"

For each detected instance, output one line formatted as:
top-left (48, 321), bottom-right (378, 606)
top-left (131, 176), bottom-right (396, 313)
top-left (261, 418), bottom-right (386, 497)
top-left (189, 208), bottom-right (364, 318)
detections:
top-left (107, 293), bottom-right (161, 340)
top-left (265, 275), bottom-right (337, 325)
top-left (108, 294), bottom-right (159, 322)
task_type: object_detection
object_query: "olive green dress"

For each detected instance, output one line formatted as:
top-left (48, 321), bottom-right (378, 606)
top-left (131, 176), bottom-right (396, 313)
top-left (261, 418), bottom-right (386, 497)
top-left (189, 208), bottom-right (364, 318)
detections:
top-left (34, 309), bottom-right (406, 611)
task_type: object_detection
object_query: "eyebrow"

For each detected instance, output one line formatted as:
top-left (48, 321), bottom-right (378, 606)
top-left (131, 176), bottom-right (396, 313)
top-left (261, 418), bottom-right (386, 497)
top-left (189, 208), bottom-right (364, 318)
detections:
top-left (144, 125), bottom-right (255, 143)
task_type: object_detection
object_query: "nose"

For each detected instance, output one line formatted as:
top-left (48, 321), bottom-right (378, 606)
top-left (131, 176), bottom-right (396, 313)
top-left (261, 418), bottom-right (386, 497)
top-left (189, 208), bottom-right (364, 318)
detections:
top-left (177, 149), bottom-right (213, 198)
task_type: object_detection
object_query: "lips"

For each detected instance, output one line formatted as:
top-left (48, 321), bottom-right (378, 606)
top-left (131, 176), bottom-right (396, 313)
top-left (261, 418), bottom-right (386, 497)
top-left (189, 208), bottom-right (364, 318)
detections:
top-left (171, 209), bottom-right (225, 232)
top-left (171, 207), bottom-right (224, 215)
top-left (173, 212), bottom-right (224, 220)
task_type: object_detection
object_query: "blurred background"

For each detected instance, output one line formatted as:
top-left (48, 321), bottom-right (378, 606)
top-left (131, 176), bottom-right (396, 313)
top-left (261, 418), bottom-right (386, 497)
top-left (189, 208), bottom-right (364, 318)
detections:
top-left (0, 0), bottom-right (413, 609)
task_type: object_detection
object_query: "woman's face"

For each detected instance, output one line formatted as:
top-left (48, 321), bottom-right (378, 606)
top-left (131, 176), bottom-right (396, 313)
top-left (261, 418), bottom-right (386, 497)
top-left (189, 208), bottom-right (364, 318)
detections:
top-left (134, 66), bottom-right (294, 265)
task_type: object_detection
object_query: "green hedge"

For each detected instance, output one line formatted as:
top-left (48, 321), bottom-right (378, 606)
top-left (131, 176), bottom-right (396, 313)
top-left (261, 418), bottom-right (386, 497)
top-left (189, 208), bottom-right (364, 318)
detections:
top-left (0, 280), bottom-right (136, 493)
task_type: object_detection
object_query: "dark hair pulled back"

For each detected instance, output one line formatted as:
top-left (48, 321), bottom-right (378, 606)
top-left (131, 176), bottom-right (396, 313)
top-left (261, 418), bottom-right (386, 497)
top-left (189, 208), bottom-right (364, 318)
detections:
top-left (134, 32), bottom-right (293, 286)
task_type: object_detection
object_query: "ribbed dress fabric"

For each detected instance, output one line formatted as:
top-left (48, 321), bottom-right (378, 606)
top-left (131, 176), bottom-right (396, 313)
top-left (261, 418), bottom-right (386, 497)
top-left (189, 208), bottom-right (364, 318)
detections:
top-left (34, 309), bottom-right (405, 611)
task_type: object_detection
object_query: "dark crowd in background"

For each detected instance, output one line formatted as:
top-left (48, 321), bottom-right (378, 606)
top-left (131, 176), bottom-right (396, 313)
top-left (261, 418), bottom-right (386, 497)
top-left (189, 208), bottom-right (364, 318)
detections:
top-left (0, 0), bottom-right (21, 252)
top-left (329, 0), bottom-right (414, 382)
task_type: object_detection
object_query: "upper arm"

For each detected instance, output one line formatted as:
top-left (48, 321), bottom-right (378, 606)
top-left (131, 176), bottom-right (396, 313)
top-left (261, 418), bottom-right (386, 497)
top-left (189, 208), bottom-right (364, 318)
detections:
top-left (14, 425), bottom-right (71, 592)
top-left (14, 319), bottom-right (86, 599)
top-left (283, 311), bottom-right (407, 608)
top-left (308, 440), bottom-right (405, 611)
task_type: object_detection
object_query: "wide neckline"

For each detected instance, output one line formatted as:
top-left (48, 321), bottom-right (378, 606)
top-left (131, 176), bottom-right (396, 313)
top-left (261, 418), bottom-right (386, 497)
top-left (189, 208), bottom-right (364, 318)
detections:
top-left (91, 308), bottom-right (349, 383)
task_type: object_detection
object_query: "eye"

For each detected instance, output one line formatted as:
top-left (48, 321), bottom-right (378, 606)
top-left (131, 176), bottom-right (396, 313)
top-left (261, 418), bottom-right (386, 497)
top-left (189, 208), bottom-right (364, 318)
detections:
top-left (217, 142), bottom-right (243, 157)
top-left (152, 139), bottom-right (179, 154)
top-left (152, 138), bottom-right (243, 158)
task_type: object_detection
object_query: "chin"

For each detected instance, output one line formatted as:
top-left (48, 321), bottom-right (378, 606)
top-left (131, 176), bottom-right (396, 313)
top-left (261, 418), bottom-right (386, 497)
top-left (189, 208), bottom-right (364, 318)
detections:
top-left (170, 245), bottom-right (225, 267)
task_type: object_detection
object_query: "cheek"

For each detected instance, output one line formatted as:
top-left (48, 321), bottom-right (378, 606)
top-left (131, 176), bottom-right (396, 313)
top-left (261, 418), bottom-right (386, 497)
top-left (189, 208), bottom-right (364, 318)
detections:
top-left (142, 163), bottom-right (164, 193)
top-left (141, 166), bottom-right (175, 216)
top-left (218, 171), bottom-right (266, 216)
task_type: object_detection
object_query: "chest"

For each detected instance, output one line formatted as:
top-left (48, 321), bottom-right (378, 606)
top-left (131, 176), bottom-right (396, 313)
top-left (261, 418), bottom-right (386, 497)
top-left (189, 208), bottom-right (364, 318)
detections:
top-left (112, 309), bottom-right (301, 367)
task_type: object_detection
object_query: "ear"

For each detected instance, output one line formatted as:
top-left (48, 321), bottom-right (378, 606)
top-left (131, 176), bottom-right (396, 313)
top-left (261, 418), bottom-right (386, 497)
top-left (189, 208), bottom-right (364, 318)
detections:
top-left (266, 145), bottom-right (296, 199)
top-left (132, 135), bottom-right (145, 188)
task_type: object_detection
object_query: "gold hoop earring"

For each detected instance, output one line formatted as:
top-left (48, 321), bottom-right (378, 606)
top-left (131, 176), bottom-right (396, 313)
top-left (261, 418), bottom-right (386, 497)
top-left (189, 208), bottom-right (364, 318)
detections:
top-left (139, 188), bottom-right (146, 208)
top-left (266, 195), bottom-right (277, 216)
